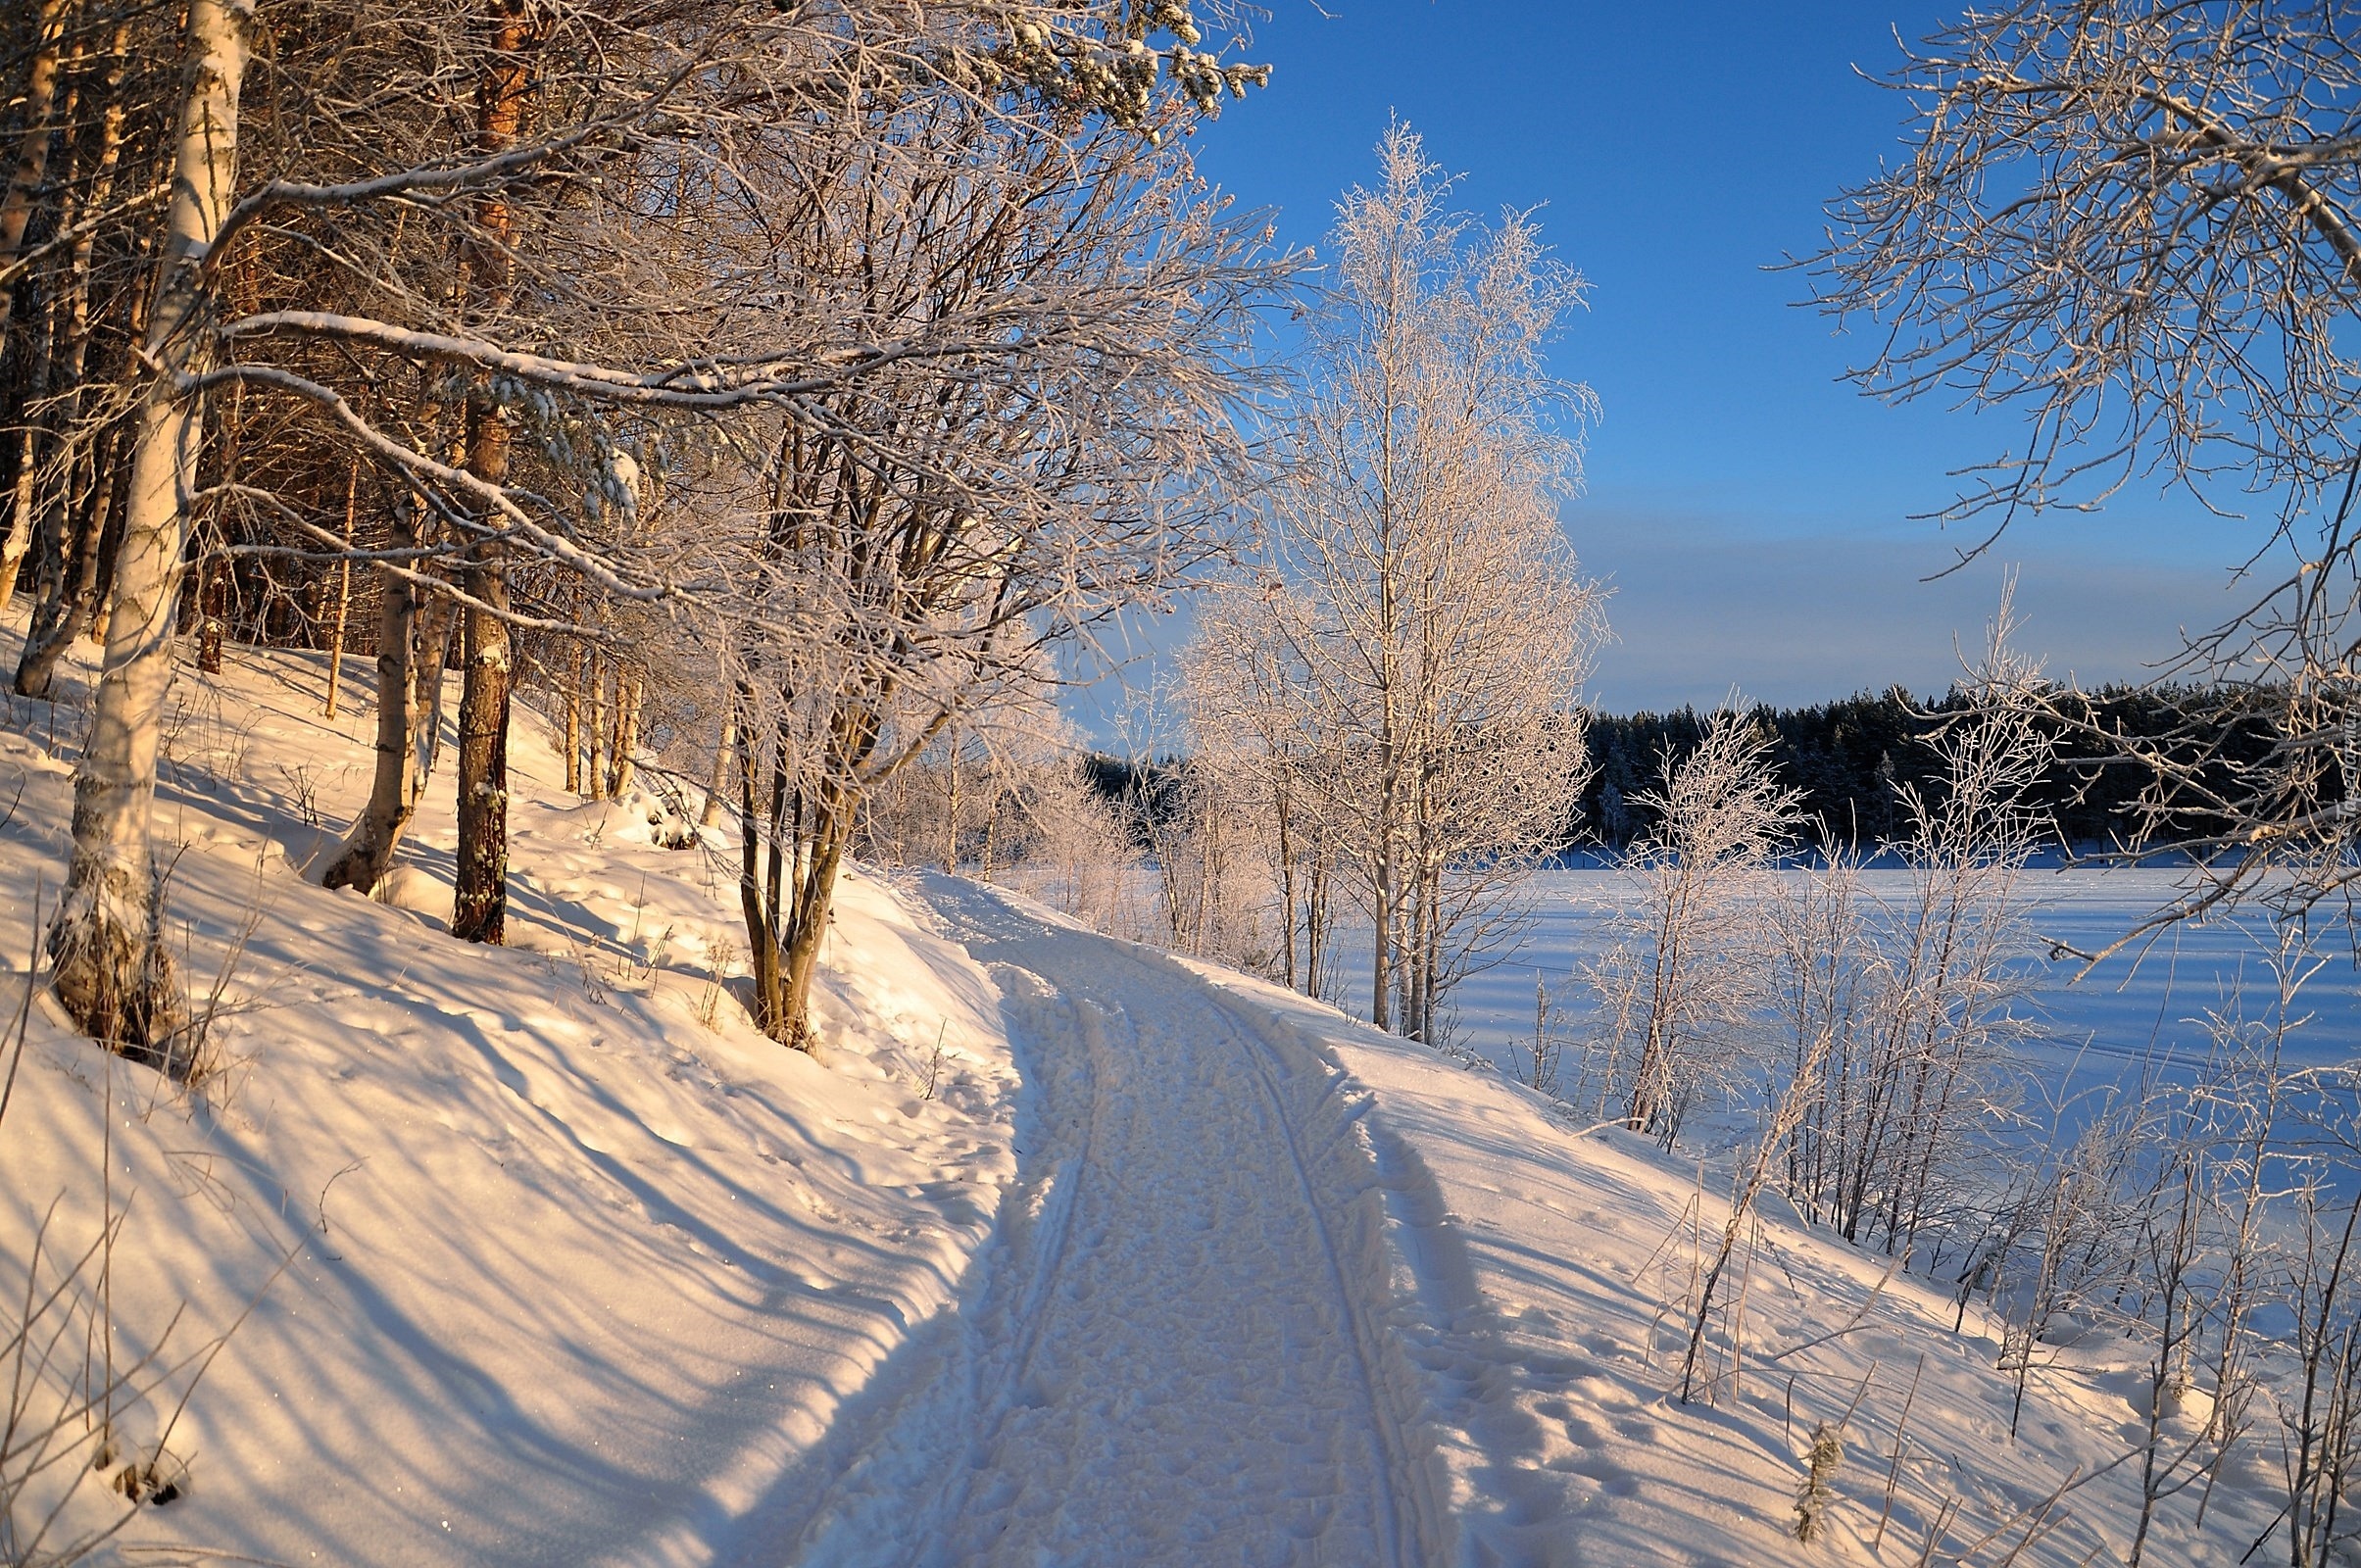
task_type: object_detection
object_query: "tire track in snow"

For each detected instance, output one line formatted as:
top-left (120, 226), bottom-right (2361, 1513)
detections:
top-left (1217, 994), bottom-right (1429, 1567)
top-left (787, 882), bottom-right (1445, 1567)
top-left (909, 983), bottom-right (1112, 1544)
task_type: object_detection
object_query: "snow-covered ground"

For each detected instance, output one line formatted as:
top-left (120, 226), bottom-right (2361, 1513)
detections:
top-left (782, 883), bottom-right (2287, 1565)
top-left (0, 631), bottom-right (2307, 1563)
top-left (0, 629), bottom-right (1023, 1566)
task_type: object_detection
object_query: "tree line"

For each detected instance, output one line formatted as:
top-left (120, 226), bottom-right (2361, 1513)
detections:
top-left (1579, 682), bottom-right (2289, 856)
top-left (1088, 679), bottom-right (2295, 863)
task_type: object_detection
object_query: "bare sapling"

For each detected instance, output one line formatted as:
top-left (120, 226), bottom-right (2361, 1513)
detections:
top-left (1997, 1094), bottom-right (2158, 1442)
top-left (1678, 850), bottom-right (1858, 1403)
top-left (2272, 1068), bottom-right (2361, 1568)
top-left (1592, 704), bottom-right (1799, 1148)
top-left (2189, 928), bottom-right (2317, 1533)
top-left (1784, 604), bottom-right (2050, 1259)
top-left (1510, 971), bottom-right (1565, 1101)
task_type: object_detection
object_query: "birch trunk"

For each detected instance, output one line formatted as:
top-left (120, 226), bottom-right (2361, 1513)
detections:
top-left (47, 0), bottom-right (251, 1065)
top-left (699, 714), bottom-right (732, 828)
top-left (608, 668), bottom-right (638, 798)
top-left (318, 492), bottom-right (423, 892)
top-left (322, 461), bottom-right (357, 715)
top-left (0, 0), bottom-right (65, 335)
top-left (563, 641), bottom-right (583, 796)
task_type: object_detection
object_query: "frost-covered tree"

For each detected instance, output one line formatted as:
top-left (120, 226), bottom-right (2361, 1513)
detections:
top-left (9, 0), bottom-right (1272, 1063)
top-left (1189, 122), bottom-right (1604, 1042)
top-left (1813, 0), bottom-right (2361, 946)
top-left (712, 92), bottom-right (1273, 1048)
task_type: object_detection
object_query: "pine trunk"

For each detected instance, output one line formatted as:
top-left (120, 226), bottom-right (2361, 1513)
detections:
top-left (450, 562), bottom-right (512, 942)
top-left (445, 0), bottom-right (537, 942)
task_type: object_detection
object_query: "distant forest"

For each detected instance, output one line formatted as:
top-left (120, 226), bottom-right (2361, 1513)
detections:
top-left (1580, 687), bottom-right (2288, 853)
top-left (1095, 685), bottom-right (2288, 856)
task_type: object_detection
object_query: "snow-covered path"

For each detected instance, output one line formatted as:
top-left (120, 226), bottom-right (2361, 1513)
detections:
top-left (790, 879), bottom-right (1445, 1566)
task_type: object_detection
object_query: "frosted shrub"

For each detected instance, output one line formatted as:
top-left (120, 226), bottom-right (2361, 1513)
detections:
top-left (1587, 707), bottom-right (1799, 1147)
top-left (1794, 1421), bottom-right (1844, 1544)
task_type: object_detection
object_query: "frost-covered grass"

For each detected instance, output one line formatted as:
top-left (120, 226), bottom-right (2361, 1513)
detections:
top-left (1178, 953), bottom-right (2293, 1566)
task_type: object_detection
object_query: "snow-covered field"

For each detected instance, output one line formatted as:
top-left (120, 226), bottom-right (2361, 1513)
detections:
top-left (0, 630), bottom-right (2314, 1564)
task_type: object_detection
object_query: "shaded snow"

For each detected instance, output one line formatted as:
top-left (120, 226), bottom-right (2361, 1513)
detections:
top-left (0, 629), bottom-right (1020, 1566)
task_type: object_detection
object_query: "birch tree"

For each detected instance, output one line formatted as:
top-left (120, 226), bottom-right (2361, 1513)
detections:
top-left (1195, 122), bottom-right (1603, 1042)
top-left (44, 0), bottom-right (250, 1063)
top-left (14, 0), bottom-right (1271, 1059)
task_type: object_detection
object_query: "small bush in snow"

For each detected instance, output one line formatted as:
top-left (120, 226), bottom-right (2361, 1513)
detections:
top-left (1794, 1421), bottom-right (1843, 1544)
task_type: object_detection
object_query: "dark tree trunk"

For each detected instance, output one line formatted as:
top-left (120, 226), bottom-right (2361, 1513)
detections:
top-left (445, 0), bottom-right (538, 942)
top-left (449, 560), bottom-right (512, 943)
top-left (319, 494), bottom-right (423, 893)
top-left (194, 554), bottom-right (226, 673)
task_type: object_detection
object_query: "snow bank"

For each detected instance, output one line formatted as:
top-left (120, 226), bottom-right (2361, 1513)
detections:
top-left (1182, 959), bottom-right (2287, 1567)
top-left (0, 630), bottom-right (1021, 1567)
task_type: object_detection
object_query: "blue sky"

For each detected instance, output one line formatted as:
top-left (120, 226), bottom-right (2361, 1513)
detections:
top-left (1120, 0), bottom-right (2263, 716)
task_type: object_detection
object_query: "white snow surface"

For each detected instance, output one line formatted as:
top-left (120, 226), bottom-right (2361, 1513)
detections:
top-left (0, 630), bottom-right (2288, 1564)
top-left (0, 633), bottom-right (1020, 1566)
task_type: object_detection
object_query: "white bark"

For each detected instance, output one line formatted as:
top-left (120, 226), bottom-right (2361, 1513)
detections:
top-left (47, 0), bottom-right (251, 1064)
top-left (1188, 124), bottom-right (1602, 1042)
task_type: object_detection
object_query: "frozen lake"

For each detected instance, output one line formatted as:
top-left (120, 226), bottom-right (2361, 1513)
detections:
top-left (1421, 867), bottom-right (2361, 1121)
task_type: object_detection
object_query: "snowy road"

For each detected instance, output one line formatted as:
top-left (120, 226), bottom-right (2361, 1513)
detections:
top-left (790, 879), bottom-right (1445, 1566)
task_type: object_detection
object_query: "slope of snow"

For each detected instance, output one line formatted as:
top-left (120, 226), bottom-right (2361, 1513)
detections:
top-left (1186, 963), bottom-right (2288, 1567)
top-left (0, 623), bottom-right (2292, 1566)
top-left (771, 874), bottom-right (2282, 1566)
top-left (0, 627), bottom-right (1021, 1567)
